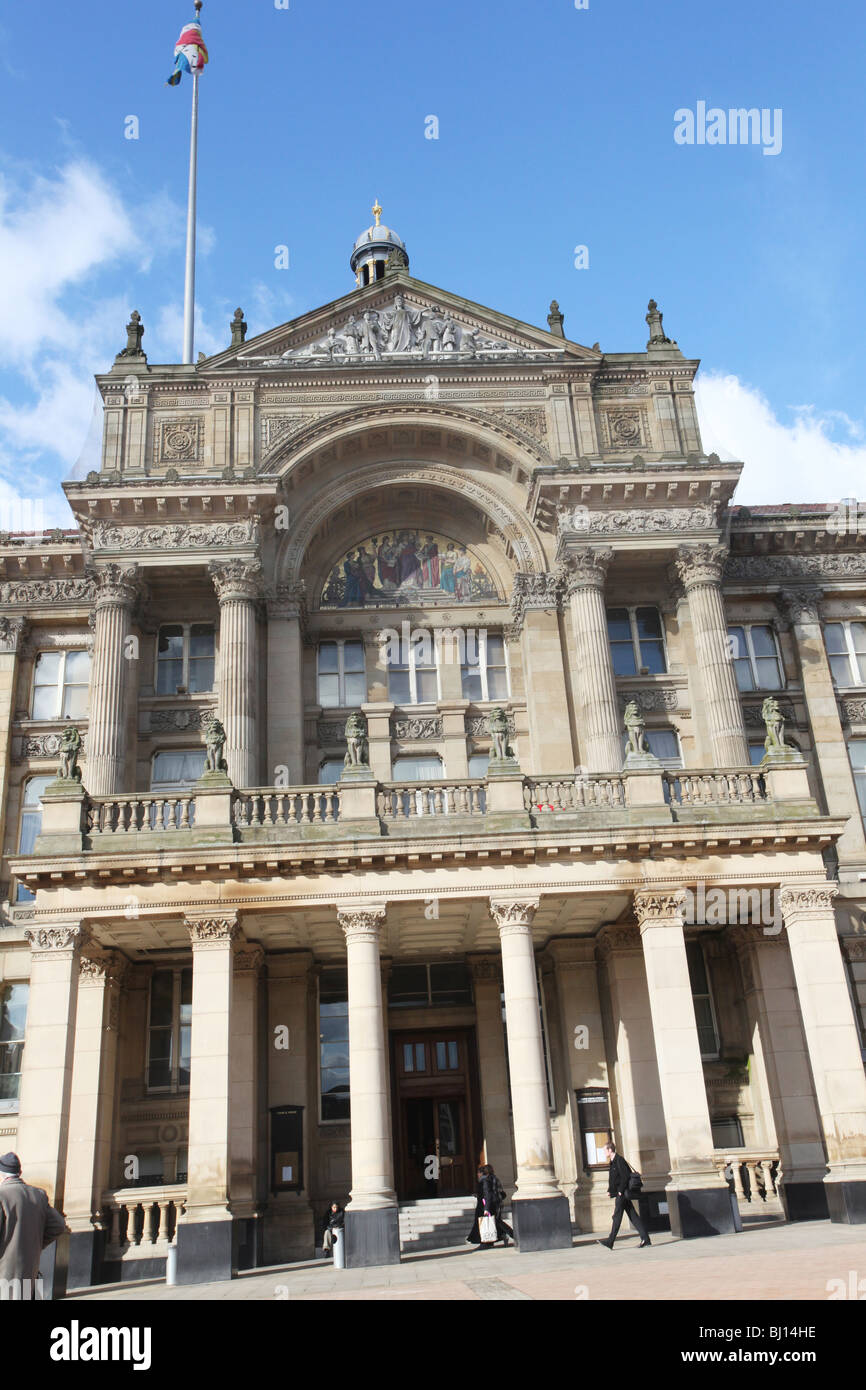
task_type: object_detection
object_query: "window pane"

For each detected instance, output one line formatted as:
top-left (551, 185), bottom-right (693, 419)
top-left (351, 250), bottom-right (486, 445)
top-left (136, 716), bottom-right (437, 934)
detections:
top-left (17, 810), bottom-right (41, 857)
top-left (31, 685), bottom-right (58, 719)
top-left (23, 776), bottom-right (52, 808)
top-left (694, 998), bottom-right (718, 1055)
top-left (388, 964), bottom-right (428, 1007)
top-left (486, 635), bottom-right (505, 665)
top-left (149, 972), bottom-right (174, 1027)
top-left (34, 651), bottom-right (61, 686)
top-left (318, 674), bottom-right (341, 707)
top-left (416, 669), bottom-right (438, 703)
top-left (646, 730), bottom-right (680, 763)
top-left (749, 743), bottom-right (766, 766)
top-left (755, 657), bottom-right (782, 689)
top-left (415, 1043), bottom-right (426, 1071)
top-left (156, 660), bottom-right (183, 695)
top-left (635, 608), bottom-right (662, 639)
top-left (468, 754), bottom-right (489, 778)
top-left (461, 668), bottom-right (483, 701)
top-left (321, 1041), bottom-right (350, 1070)
top-left (388, 669), bottom-right (411, 704)
top-left (178, 1025), bottom-right (191, 1088)
top-left (344, 672), bottom-right (366, 705)
top-left (189, 625), bottom-right (214, 657)
top-left (64, 650), bottom-right (91, 682)
top-left (430, 963), bottom-right (472, 1006)
top-left (734, 658), bottom-right (755, 692)
top-left (610, 643), bottom-right (637, 677)
top-left (0, 984), bottom-right (29, 1042)
top-left (606, 609), bottom-right (631, 641)
top-left (685, 941), bottom-right (709, 993)
top-left (318, 643), bottom-right (339, 674)
top-left (403, 1043), bottom-right (414, 1072)
top-left (318, 759), bottom-right (344, 785)
top-left (158, 627), bottom-right (184, 657)
top-left (849, 741), bottom-right (866, 772)
top-left (638, 640), bottom-right (667, 674)
top-left (487, 667), bottom-right (509, 699)
top-left (749, 625), bottom-right (776, 657)
top-left (393, 757), bottom-right (443, 781)
top-left (188, 658), bottom-right (214, 693)
top-left (62, 685), bottom-right (89, 718)
top-left (343, 641), bottom-right (365, 671)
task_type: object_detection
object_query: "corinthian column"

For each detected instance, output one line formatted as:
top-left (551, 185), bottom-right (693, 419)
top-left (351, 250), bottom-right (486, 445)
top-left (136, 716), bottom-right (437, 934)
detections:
top-left (674, 544), bottom-right (748, 767)
top-left (559, 547), bottom-right (621, 772)
top-left (490, 898), bottom-right (572, 1249)
top-left (210, 560), bottom-right (262, 788)
top-left (339, 904), bottom-right (400, 1268)
top-left (87, 564), bottom-right (140, 795)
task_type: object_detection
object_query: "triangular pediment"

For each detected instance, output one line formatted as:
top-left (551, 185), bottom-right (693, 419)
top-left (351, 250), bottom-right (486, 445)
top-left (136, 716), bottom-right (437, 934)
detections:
top-left (200, 273), bottom-right (600, 371)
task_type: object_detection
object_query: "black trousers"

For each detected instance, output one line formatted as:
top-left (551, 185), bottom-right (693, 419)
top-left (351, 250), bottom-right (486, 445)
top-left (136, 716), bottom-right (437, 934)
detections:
top-left (607, 1193), bottom-right (649, 1243)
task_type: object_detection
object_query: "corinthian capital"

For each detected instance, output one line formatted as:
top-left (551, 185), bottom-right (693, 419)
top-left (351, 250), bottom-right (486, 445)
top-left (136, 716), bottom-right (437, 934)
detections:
top-left (24, 924), bottom-right (87, 954)
top-left (633, 888), bottom-right (687, 929)
top-left (776, 586), bottom-right (824, 626)
top-left (507, 571), bottom-right (564, 638)
top-left (338, 905), bottom-right (387, 943)
top-left (779, 883), bottom-right (838, 921)
top-left (556, 546), bottom-right (614, 595)
top-left (79, 947), bottom-right (128, 984)
top-left (209, 558), bottom-right (263, 603)
top-left (489, 897), bottom-right (540, 933)
top-left (88, 563), bottom-right (142, 609)
top-left (185, 914), bottom-right (240, 944)
top-left (673, 543), bottom-right (728, 589)
top-left (0, 616), bottom-right (29, 654)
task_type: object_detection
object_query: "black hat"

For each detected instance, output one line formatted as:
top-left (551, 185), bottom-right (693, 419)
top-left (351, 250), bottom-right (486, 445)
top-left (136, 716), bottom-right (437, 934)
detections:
top-left (0, 1152), bottom-right (21, 1176)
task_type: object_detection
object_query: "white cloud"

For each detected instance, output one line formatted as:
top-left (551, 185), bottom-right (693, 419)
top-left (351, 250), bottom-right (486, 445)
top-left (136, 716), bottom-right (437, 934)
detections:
top-left (695, 371), bottom-right (866, 506)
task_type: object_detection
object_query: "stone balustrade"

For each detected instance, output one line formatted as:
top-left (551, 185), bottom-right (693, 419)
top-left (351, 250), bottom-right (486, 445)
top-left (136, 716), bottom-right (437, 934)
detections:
top-left (525, 776), bottom-right (626, 813)
top-left (667, 770), bottom-right (767, 807)
top-left (234, 786), bottom-right (342, 829)
top-left (102, 1184), bottom-right (187, 1258)
top-left (377, 779), bottom-right (487, 820)
top-left (712, 1152), bottom-right (783, 1208)
top-left (88, 794), bottom-right (196, 835)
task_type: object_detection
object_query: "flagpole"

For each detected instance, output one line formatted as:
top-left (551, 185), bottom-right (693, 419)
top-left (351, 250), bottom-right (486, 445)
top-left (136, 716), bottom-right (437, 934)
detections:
top-left (182, 0), bottom-right (203, 364)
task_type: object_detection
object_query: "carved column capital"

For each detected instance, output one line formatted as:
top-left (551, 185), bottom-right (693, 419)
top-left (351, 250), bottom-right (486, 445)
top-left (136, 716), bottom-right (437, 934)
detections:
top-left (185, 913), bottom-right (241, 945)
top-left (24, 924), bottom-right (88, 955)
top-left (0, 616), bottom-right (29, 654)
top-left (556, 546), bottom-right (614, 596)
top-left (507, 571), bottom-right (564, 638)
top-left (79, 947), bottom-right (128, 984)
top-left (779, 883), bottom-right (839, 922)
top-left (467, 954), bottom-right (502, 984)
top-left (234, 943), bottom-right (265, 973)
top-left (634, 888), bottom-right (687, 930)
top-left (776, 586), bottom-right (824, 626)
top-left (338, 904), bottom-right (387, 943)
top-left (841, 935), bottom-right (866, 964)
top-left (673, 543), bottom-right (728, 590)
top-left (87, 562), bottom-right (142, 610)
top-left (489, 897), bottom-right (540, 934)
top-left (209, 558), bottom-right (263, 604)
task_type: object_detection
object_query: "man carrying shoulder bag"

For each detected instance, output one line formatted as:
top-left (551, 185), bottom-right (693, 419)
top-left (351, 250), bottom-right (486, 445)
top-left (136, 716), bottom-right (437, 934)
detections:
top-left (596, 1140), bottom-right (651, 1250)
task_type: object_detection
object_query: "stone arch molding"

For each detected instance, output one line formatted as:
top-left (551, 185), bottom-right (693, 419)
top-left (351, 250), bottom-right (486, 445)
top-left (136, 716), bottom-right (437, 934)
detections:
top-left (260, 400), bottom-right (554, 475)
top-left (278, 460), bottom-right (547, 594)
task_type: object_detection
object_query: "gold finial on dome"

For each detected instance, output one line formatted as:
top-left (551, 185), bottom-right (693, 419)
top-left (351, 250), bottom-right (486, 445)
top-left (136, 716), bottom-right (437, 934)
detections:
top-left (372, 199), bottom-right (383, 226)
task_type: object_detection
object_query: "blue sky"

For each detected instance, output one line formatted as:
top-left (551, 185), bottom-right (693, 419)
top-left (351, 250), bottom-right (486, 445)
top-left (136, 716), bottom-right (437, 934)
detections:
top-left (0, 0), bottom-right (863, 525)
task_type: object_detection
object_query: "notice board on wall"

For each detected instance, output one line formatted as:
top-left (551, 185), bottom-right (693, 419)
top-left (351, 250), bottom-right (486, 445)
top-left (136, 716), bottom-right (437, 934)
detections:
top-left (270, 1105), bottom-right (304, 1193)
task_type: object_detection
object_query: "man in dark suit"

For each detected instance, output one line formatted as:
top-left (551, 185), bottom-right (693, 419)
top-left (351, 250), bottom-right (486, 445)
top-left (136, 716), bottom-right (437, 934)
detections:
top-left (596, 1141), bottom-right (651, 1250)
top-left (0, 1151), bottom-right (67, 1299)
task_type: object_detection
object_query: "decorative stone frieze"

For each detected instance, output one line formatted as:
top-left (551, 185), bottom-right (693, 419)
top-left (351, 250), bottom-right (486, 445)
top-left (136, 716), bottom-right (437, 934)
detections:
top-left (317, 720), bottom-right (348, 745)
top-left (841, 698), bottom-right (866, 725)
top-left (392, 716), bottom-right (442, 740)
top-left (560, 504), bottom-right (718, 536)
top-left (153, 417), bottom-right (205, 466)
top-left (726, 553), bottom-right (866, 580)
top-left (597, 407), bottom-right (649, 451)
top-left (617, 687), bottom-right (680, 713)
top-left (92, 521), bottom-right (259, 552)
top-left (466, 713), bottom-right (514, 739)
top-left (149, 707), bottom-right (213, 733)
top-left (0, 577), bottom-right (96, 606)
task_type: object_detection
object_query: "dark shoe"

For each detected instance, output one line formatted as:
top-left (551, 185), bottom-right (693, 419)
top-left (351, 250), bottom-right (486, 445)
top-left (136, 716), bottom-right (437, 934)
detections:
top-left (596, 1238), bottom-right (614, 1250)
top-left (639, 1239), bottom-right (651, 1248)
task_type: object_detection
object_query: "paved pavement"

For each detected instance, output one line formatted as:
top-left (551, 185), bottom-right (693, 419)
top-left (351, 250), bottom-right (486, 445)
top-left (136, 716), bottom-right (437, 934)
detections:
top-left (68, 1218), bottom-right (866, 1302)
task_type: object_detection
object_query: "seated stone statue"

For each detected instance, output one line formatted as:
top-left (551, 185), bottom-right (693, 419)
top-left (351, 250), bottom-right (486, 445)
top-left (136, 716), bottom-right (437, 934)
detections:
top-left (203, 713), bottom-right (228, 774)
top-left (343, 713), bottom-right (369, 768)
top-left (624, 700), bottom-right (650, 757)
top-left (58, 725), bottom-right (83, 781)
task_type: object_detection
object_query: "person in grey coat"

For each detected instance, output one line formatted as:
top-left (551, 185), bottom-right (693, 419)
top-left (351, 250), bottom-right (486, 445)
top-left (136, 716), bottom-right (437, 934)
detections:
top-left (0, 1152), bottom-right (67, 1298)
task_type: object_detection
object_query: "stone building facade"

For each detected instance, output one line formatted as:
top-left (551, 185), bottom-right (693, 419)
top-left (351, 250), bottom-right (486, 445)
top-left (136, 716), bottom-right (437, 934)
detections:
top-left (1, 214), bottom-right (865, 1287)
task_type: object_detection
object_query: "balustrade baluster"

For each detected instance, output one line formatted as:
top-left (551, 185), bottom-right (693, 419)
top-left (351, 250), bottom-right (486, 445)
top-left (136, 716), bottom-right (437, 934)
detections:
top-left (156, 1201), bottom-right (170, 1244)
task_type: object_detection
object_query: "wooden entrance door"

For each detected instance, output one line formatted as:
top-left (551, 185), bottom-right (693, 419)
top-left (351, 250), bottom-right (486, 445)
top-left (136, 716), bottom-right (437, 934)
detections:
top-left (393, 1030), bottom-right (479, 1199)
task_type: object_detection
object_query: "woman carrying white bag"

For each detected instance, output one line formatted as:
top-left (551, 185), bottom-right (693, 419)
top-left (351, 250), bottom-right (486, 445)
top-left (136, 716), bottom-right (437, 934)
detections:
top-left (466, 1164), bottom-right (513, 1250)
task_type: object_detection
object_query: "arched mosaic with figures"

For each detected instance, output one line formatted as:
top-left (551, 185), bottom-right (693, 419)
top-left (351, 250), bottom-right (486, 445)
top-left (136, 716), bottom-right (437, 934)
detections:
top-left (321, 531), bottom-right (500, 608)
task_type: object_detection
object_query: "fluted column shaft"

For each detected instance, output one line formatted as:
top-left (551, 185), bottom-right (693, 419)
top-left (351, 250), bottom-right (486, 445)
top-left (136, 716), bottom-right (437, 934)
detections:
top-left (65, 950), bottom-right (126, 1227)
top-left (87, 565), bottom-right (139, 795)
top-left (210, 561), bottom-right (261, 788)
top-left (184, 915), bottom-right (238, 1217)
top-left (560, 548), bottom-right (621, 772)
top-left (491, 898), bottom-right (562, 1199)
top-left (675, 545), bottom-right (749, 767)
top-left (339, 906), bottom-right (396, 1211)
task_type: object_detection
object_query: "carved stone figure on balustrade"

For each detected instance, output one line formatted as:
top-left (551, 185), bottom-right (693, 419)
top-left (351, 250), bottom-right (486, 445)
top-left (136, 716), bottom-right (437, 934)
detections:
top-left (58, 725), bottom-right (83, 782)
top-left (760, 696), bottom-right (799, 762)
top-left (343, 713), bottom-right (370, 773)
top-left (202, 713), bottom-right (229, 776)
top-left (622, 700), bottom-right (660, 769)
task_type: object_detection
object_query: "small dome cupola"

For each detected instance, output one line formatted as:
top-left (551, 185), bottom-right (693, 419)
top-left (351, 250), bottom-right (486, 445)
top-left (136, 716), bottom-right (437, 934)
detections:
top-left (350, 200), bottom-right (409, 286)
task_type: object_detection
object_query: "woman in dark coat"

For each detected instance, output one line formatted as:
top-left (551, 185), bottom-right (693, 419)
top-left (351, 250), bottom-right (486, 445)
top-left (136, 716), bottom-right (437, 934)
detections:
top-left (466, 1164), bottom-right (513, 1248)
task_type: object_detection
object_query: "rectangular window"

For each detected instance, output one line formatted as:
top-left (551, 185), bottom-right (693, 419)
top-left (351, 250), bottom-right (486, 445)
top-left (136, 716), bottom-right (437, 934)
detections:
top-left (727, 624), bottom-right (783, 692)
top-left (461, 632), bottom-right (510, 702)
top-left (849, 740), bottom-right (866, 822)
top-left (607, 607), bottom-right (667, 676)
top-left (0, 983), bottom-right (29, 1110)
top-left (387, 637), bottom-right (438, 705)
top-left (317, 639), bottom-right (366, 709)
top-left (388, 963), bottom-right (473, 1009)
top-left (711, 1116), bottom-right (744, 1149)
top-left (319, 968), bottom-right (349, 1121)
top-left (156, 624), bottom-right (215, 695)
top-left (31, 649), bottom-right (91, 720)
top-left (16, 776), bottom-right (54, 902)
top-left (150, 750), bottom-right (206, 791)
top-left (685, 940), bottom-right (720, 1058)
top-left (147, 968), bottom-right (192, 1092)
top-left (826, 622), bottom-right (866, 688)
top-left (434, 1040), bottom-right (459, 1071)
